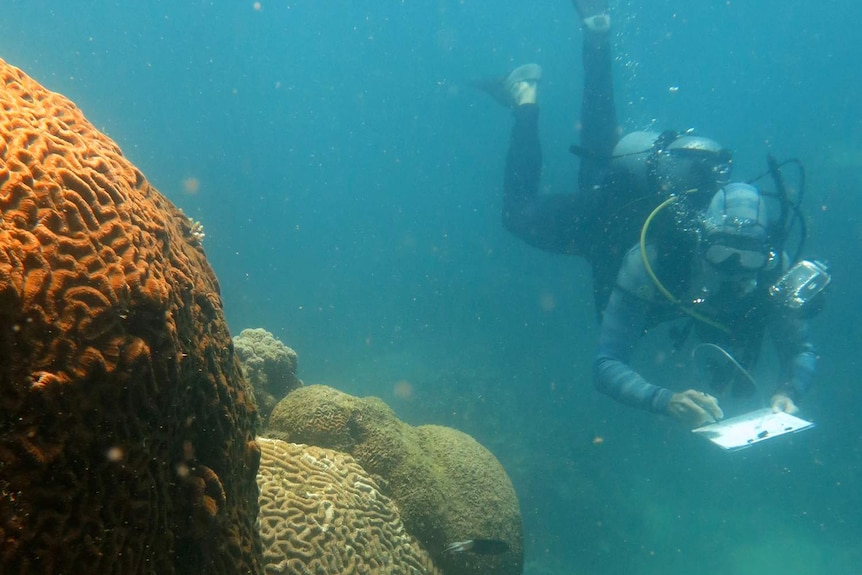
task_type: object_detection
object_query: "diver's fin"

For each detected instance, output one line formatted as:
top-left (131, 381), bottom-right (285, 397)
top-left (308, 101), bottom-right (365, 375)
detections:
top-left (469, 63), bottom-right (542, 108)
top-left (572, 0), bottom-right (611, 33)
top-left (571, 0), bottom-right (608, 19)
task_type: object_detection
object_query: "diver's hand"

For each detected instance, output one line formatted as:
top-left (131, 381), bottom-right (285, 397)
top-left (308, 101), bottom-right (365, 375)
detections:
top-left (771, 393), bottom-right (799, 415)
top-left (667, 390), bottom-right (724, 428)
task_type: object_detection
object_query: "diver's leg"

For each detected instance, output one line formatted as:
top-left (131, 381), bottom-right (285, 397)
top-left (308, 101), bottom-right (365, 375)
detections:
top-left (476, 65), bottom-right (565, 249)
top-left (475, 63), bottom-right (588, 256)
top-left (502, 99), bottom-right (592, 255)
top-left (572, 0), bottom-right (622, 314)
top-left (498, 63), bottom-right (543, 233)
top-left (573, 0), bottom-right (617, 193)
top-left (502, 103), bottom-right (542, 230)
top-left (581, 30), bottom-right (620, 314)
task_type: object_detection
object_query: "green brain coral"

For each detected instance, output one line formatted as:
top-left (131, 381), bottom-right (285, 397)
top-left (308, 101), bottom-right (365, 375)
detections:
top-left (266, 384), bottom-right (523, 575)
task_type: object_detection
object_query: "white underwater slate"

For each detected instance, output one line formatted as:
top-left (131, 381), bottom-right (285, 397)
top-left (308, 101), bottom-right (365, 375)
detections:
top-left (692, 408), bottom-right (814, 451)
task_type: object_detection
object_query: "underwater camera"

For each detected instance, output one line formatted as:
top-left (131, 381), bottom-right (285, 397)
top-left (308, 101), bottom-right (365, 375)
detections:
top-left (769, 259), bottom-right (831, 315)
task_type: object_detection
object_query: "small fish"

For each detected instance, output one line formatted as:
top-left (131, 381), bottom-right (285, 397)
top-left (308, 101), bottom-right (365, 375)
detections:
top-left (444, 538), bottom-right (510, 556)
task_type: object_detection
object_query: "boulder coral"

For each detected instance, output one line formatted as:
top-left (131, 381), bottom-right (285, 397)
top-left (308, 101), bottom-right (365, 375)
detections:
top-left (233, 328), bottom-right (301, 422)
top-left (267, 385), bottom-right (523, 575)
top-left (256, 437), bottom-right (441, 575)
top-left (0, 58), bottom-right (262, 574)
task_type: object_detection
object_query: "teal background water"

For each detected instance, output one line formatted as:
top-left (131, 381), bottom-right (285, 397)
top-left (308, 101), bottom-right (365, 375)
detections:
top-left (2, 1), bottom-right (860, 573)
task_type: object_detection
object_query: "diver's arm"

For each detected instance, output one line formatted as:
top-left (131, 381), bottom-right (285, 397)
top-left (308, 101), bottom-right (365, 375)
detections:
top-left (593, 248), bottom-right (723, 425)
top-left (594, 288), bottom-right (723, 425)
top-left (593, 252), bottom-right (674, 413)
top-left (594, 288), bottom-right (674, 413)
top-left (770, 309), bottom-right (817, 404)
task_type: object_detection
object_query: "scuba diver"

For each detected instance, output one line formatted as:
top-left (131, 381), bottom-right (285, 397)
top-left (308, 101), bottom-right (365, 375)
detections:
top-left (480, 0), bottom-right (733, 316)
top-left (477, 0), bottom-right (829, 425)
top-left (595, 181), bottom-right (826, 426)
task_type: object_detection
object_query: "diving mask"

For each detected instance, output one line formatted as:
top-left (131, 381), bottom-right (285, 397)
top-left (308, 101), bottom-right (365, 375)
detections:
top-left (704, 244), bottom-right (770, 273)
top-left (704, 233), bottom-right (771, 276)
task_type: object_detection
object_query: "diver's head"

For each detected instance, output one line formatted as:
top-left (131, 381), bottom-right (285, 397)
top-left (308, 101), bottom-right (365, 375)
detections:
top-left (701, 183), bottom-right (774, 279)
top-left (609, 131), bottom-right (662, 194)
top-left (610, 131), bottom-right (732, 203)
top-left (652, 135), bottom-right (732, 199)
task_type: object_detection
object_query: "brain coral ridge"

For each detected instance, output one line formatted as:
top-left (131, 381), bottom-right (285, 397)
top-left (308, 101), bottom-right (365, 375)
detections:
top-left (0, 58), bottom-right (261, 574)
top-left (267, 385), bottom-right (523, 575)
top-left (257, 437), bottom-right (441, 575)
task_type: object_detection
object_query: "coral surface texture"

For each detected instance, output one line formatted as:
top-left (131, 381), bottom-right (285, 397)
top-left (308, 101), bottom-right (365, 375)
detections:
top-left (268, 385), bottom-right (523, 575)
top-left (0, 58), bottom-right (262, 574)
top-left (234, 328), bottom-right (301, 422)
top-left (257, 437), bottom-right (441, 575)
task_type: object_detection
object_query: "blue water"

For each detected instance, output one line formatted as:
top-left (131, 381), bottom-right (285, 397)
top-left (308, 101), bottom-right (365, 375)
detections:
top-left (3, 1), bottom-right (861, 573)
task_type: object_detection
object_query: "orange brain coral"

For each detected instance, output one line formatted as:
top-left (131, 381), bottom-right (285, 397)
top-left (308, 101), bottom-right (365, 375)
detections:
top-left (0, 58), bottom-right (262, 574)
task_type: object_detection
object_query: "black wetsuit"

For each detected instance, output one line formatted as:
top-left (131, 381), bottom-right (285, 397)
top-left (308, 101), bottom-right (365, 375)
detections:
top-left (501, 32), bottom-right (628, 313)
